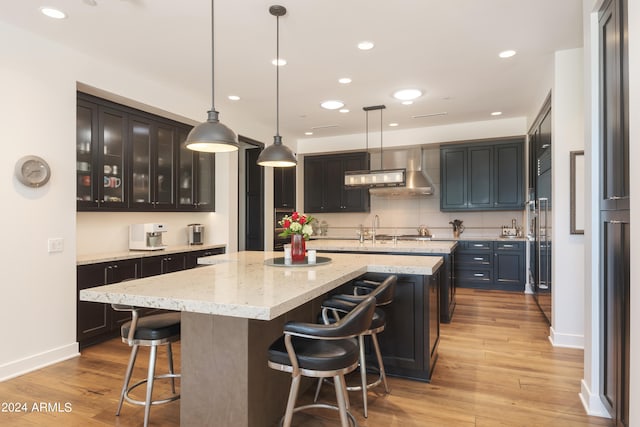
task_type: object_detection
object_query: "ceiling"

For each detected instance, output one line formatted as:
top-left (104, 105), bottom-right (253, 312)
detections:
top-left (0, 0), bottom-right (584, 141)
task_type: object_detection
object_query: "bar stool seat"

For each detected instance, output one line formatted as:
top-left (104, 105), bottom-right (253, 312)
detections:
top-left (268, 296), bottom-right (376, 427)
top-left (112, 305), bottom-right (181, 427)
top-left (316, 275), bottom-right (397, 418)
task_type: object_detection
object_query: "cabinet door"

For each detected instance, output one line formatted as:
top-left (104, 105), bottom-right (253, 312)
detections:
top-left (76, 100), bottom-right (99, 209)
top-left (274, 167), bottom-right (296, 208)
top-left (129, 115), bottom-right (153, 209)
top-left (99, 106), bottom-right (128, 208)
top-left (196, 152), bottom-right (215, 211)
top-left (494, 251), bottom-right (524, 287)
top-left (440, 147), bottom-right (467, 210)
top-left (178, 132), bottom-right (196, 209)
top-left (323, 159), bottom-right (344, 211)
top-left (304, 157), bottom-right (326, 212)
top-left (494, 142), bottom-right (524, 209)
top-left (77, 263), bottom-right (111, 343)
top-left (341, 154), bottom-right (369, 212)
top-left (467, 145), bottom-right (492, 209)
top-left (154, 125), bottom-right (176, 208)
top-left (106, 260), bottom-right (141, 327)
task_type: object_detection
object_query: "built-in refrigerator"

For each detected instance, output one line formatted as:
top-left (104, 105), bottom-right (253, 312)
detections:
top-left (531, 147), bottom-right (552, 325)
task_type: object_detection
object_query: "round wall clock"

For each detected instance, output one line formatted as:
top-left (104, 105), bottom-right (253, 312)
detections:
top-left (15, 155), bottom-right (51, 188)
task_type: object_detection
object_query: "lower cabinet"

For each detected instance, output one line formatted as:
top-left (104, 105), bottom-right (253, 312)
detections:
top-left (77, 246), bottom-right (226, 348)
top-left (335, 270), bottom-right (440, 382)
top-left (455, 240), bottom-right (525, 291)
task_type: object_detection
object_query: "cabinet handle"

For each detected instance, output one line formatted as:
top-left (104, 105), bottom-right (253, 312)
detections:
top-left (473, 244), bottom-right (484, 247)
top-left (473, 257), bottom-right (484, 261)
top-left (503, 244), bottom-right (514, 248)
top-left (473, 273), bottom-right (484, 277)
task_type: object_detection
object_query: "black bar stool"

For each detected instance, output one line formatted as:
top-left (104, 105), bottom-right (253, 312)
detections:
top-left (316, 275), bottom-right (397, 418)
top-left (112, 305), bottom-right (181, 427)
top-left (267, 296), bottom-right (376, 427)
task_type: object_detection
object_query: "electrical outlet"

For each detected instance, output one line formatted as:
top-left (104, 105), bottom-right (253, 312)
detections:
top-left (48, 238), bottom-right (64, 253)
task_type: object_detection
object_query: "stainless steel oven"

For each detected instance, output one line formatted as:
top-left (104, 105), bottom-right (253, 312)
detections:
top-left (274, 208), bottom-right (294, 251)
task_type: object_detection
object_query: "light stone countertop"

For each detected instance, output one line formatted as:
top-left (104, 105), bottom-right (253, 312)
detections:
top-left (307, 239), bottom-right (458, 254)
top-left (80, 251), bottom-right (443, 321)
top-left (76, 244), bottom-right (227, 265)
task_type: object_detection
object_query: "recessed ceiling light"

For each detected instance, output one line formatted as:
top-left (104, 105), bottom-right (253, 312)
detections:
top-left (491, 111), bottom-right (502, 116)
top-left (83, 0), bottom-right (97, 6)
top-left (271, 58), bottom-right (287, 66)
top-left (401, 100), bottom-right (414, 105)
top-left (499, 50), bottom-right (516, 58)
top-left (357, 41), bottom-right (374, 50)
top-left (339, 109), bottom-right (350, 113)
top-left (40, 7), bottom-right (67, 19)
top-left (389, 123), bottom-right (399, 127)
top-left (393, 89), bottom-right (423, 101)
top-left (320, 100), bottom-right (344, 110)
top-left (305, 131), bottom-right (314, 136)
top-left (228, 95), bottom-right (240, 101)
top-left (338, 77), bottom-right (352, 84)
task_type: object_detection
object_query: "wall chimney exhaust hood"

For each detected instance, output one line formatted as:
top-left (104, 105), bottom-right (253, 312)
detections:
top-left (368, 147), bottom-right (435, 197)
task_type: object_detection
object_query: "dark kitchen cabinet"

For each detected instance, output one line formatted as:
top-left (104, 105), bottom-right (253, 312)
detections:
top-left (177, 136), bottom-right (216, 211)
top-left (77, 92), bottom-right (215, 212)
top-left (185, 247), bottom-right (226, 269)
top-left (77, 258), bottom-right (140, 348)
top-left (274, 167), bottom-right (296, 209)
top-left (140, 254), bottom-right (187, 278)
top-left (440, 138), bottom-right (524, 211)
top-left (304, 152), bottom-right (369, 213)
top-left (335, 270), bottom-right (440, 382)
top-left (455, 240), bottom-right (525, 291)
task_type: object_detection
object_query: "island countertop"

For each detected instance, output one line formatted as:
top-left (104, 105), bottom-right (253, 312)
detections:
top-left (79, 251), bottom-right (443, 321)
top-left (307, 239), bottom-right (458, 254)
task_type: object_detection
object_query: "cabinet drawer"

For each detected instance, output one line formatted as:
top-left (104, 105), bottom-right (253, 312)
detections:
top-left (457, 268), bottom-right (493, 282)
top-left (456, 253), bottom-right (491, 266)
top-left (495, 241), bottom-right (524, 251)
top-left (460, 241), bottom-right (493, 252)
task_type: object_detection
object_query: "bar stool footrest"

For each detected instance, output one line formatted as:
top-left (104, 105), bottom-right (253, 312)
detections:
top-left (278, 403), bottom-right (357, 427)
top-left (124, 373), bottom-right (181, 407)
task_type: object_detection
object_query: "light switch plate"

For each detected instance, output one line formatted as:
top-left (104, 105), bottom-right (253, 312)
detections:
top-left (48, 238), bottom-right (64, 253)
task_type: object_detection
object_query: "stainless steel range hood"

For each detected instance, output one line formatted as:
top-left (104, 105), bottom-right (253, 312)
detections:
top-left (367, 147), bottom-right (435, 197)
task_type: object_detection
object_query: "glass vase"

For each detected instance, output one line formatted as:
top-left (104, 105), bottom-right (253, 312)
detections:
top-left (291, 234), bottom-right (306, 262)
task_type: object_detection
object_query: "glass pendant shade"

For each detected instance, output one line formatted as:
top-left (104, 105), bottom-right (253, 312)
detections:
top-left (185, 110), bottom-right (239, 153)
top-left (257, 135), bottom-right (297, 167)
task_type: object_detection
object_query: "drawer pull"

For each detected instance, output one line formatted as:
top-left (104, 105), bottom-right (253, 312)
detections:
top-left (502, 244), bottom-right (514, 248)
top-left (473, 244), bottom-right (484, 247)
top-left (473, 273), bottom-right (484, 277)
top-left (473, 257), bottom-right (484, 261)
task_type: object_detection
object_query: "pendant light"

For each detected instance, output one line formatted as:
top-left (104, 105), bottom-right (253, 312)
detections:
top-left (185, 0), bottom-right (239, 153)
top-left (257, 5), bottom-right (297, 167)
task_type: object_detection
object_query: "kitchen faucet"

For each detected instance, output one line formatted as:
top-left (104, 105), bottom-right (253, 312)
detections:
top-left (372, 214), bottom-right (380, 244)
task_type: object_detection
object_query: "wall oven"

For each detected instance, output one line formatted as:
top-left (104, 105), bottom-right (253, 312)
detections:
top-left (274, 208), bottom-right (294, 251)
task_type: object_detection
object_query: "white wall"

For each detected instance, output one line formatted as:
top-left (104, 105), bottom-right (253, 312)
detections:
top-left (550, 48), bottom-right (586, 348)
top-left (0, 19), bottom-right (277, 379)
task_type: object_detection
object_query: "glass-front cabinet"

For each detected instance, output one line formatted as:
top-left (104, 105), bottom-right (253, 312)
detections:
top-left (77, 92), bottom-right (214, 212)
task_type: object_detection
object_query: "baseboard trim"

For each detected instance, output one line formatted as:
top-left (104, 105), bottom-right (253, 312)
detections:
top-left (0, 343), bottom-right (79, 382)
top-left (549, 326), bottom-right (584, 348)
top-left (579, 379), bottom-right (611, 418)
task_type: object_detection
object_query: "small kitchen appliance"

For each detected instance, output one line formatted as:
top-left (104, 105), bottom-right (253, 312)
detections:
top-left (129, 223), bottom-right (167, 251)
top-left (187, 223), bottom-right (205, 245)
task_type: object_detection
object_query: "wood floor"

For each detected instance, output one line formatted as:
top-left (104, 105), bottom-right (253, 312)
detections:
top-left (0, 289), bottom-right (612, 426)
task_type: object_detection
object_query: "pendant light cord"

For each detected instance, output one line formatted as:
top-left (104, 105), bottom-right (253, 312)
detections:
top-left (210, 0), bottom-right (216, 111)
top-left (380, 107), bottom-right (383, 168)
top-left (275, 13), bottom-right (280, 138)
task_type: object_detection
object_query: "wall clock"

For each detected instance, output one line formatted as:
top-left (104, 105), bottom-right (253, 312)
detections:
top-left (15, 155), bottom-right (51, 188)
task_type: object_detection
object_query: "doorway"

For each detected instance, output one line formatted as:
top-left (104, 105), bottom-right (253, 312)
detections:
top-left (238, 136), bottom-right (264, 251)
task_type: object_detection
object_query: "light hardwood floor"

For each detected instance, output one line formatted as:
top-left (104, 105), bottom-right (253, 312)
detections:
top-left (0, 289), bottom-right (612, 426)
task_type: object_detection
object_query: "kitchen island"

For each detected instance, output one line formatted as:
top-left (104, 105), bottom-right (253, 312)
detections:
top-left (308, 239), bottom-right (458, 323)
top-left (80, 251), bottom-right (442, 427)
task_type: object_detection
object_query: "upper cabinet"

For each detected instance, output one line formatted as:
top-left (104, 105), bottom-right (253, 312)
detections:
top-left (274, 167), bottom-right (296, 209)
top-left (440, 138), bottom-right (524, 211)
top-left (77, 92), bottom-right (215, 212)
top-left (304, 152), bottom-right (370, 213)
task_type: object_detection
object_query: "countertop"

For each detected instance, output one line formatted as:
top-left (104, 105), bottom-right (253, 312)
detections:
top-left (76, 244), bottom-right (227, 265)
top-left (80, 251), bottom-right (443, 321)
top-left (307, 239), bottom-right (458, 254)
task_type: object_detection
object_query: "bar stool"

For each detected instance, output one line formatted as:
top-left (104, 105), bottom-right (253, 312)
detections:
top-left (316, 275), bottom-right (397, 418)
top-left (112, 305), bottom-right (181, 427)
top-left (267, 296), bottom-right (376, 427)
